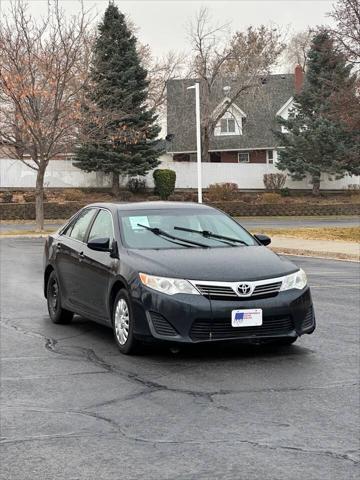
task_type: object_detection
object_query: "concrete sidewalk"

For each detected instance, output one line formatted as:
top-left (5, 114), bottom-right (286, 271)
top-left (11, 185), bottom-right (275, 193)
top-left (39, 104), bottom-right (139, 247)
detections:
top-left (270, 236), bottom-right (359, 261)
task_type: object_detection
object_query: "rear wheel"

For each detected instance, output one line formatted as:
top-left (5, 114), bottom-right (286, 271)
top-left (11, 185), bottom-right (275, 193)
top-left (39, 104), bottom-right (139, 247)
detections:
top-left (46, 271), bottom-right (73, 324)
top-left (112, 289), bottom-right (140, 355)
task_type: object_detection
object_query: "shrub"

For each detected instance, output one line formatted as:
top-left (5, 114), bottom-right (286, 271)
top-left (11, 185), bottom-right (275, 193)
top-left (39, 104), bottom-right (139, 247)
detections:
top-left (116, 190), bottom-right (133, 201)
top-left (207, 182), bottom-right (238, 201)
top-left (263, 173), bottom-right (287, 191)
top-left (153, 169), bottom-right (176, 200)
top-left (127, 177), bottom-right (147, 194)
top-left (23, 191), bottom-right (48, 202)
top-left (280, 187), bottom-right (290, 197)
top-left (261, 192), bottom-right (282, 203)
top-left (63, 189), bottom-right (85, 201)
top-left (23, 192), bottom-right (36, 202)
top-left (239, 193), bottom-right (256, 203)
top-left (1, 191), bottom-right (13, 203)
top-left (347, 183), bottom-right (360, 191)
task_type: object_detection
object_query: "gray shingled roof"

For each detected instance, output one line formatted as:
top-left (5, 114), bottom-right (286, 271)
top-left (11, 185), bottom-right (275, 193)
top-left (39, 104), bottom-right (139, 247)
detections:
top-left (166, 75), bottom-right (295, 152)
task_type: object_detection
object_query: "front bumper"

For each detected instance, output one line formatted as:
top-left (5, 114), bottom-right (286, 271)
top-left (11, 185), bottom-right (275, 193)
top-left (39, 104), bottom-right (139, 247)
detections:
top-left (132, 284), bottom-right (315, 344)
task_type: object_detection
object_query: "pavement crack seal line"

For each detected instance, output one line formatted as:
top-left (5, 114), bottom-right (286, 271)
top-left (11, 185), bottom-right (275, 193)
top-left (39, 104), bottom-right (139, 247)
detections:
top-left (2, 318), bottom-right (359, 400)
top-left (1, 320), bottom-right (359, 466)
top-left (1, 405), bottom-right (359, 466)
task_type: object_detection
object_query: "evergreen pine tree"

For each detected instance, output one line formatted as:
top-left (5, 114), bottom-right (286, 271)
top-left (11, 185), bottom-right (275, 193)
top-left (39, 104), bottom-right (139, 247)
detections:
top-left (276, 30), bottom-right (359, 194)
top-left (75, 3), bottom-right (161, 195)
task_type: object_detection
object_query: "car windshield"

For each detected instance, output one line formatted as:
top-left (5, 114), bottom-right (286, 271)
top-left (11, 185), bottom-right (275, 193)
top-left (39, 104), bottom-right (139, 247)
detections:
top-left (118, 208), bottom-right (257, 250)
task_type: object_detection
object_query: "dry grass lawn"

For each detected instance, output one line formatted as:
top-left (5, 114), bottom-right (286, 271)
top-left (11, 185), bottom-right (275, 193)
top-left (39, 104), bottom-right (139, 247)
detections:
top-left (254, 226), bottom-right (360, 243)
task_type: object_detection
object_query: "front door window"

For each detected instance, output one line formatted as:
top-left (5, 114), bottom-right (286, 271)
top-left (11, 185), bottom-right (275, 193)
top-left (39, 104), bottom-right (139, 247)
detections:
top-left (88, 210), bottom-right (114, 243)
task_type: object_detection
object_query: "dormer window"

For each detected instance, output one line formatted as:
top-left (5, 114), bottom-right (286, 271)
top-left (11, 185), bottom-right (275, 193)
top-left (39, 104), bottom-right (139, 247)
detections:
top-left (213, 98), bottom-right (246, 137)
top-left (220, 117), bottom-right (236, 134)
top-left (276, 97), bottom-right (294, 134)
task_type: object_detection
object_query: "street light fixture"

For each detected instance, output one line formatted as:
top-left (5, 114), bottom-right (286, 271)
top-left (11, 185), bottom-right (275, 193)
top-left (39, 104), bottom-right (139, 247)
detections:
top-left (187, 82), bottom-right (202, 203)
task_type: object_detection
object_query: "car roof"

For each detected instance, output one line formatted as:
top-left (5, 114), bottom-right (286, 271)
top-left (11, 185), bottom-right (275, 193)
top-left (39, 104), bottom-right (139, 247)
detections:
top-left (86, 201), bottom-right (216, 213)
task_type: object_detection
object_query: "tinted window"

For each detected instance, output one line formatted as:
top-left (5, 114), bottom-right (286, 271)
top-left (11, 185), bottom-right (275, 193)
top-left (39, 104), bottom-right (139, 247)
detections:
top-left (69, 209), bottom-right (96, 242)
top-left (88, 210), bottom-right (114, 242)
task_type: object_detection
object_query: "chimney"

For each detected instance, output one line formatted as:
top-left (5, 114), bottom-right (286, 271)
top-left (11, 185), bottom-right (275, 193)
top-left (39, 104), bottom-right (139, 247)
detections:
top-left (294, 64), bottom-right (304, 94)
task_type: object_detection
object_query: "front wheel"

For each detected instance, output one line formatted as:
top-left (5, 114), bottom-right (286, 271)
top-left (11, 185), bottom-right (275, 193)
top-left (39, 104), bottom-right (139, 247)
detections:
top-left (112, 289), bottom-right (140, 355)
top-left (46, 271), bottom-right (73, 324)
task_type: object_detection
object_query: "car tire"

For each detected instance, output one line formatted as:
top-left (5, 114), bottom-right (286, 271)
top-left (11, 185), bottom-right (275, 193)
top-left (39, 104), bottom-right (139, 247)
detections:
top-left (112, 289), bottom-right (140, 355)
top-left (46, 271), bottom-right (73, 324)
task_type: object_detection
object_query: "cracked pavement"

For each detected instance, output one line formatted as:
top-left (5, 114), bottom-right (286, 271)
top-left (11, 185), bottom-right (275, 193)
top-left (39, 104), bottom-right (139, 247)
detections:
top-left (0, 238), bottom-right (359, 479)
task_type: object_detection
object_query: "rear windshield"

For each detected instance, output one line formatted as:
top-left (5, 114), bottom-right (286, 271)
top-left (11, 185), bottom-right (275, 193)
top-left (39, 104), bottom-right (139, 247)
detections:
top-left (118, 208), bottom-right (256, 250)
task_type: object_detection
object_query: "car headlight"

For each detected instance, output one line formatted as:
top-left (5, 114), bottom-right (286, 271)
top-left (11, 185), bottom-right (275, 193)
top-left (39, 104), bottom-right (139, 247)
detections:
top-left (139, 273), bottom-right (199, 295)
top-left (280, 268), bottom-right (307, 291)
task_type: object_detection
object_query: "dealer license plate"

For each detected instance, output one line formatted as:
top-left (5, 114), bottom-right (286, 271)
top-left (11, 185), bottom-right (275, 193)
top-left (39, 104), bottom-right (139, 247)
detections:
top-left (231, 309), bottom-right (263, 327)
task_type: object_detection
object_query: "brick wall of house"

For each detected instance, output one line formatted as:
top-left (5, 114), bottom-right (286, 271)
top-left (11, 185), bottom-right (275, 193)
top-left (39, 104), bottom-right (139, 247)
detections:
top-left (220, 151), bottom-right (238, 163)
top-left (249, 150), bottom-right (267, 164)
top-left (219, 150), bottom-right (267, 164)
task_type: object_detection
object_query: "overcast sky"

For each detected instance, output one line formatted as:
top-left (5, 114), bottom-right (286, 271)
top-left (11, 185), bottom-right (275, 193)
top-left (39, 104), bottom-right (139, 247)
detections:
top-left (1, 0), bottom-right (335, 61)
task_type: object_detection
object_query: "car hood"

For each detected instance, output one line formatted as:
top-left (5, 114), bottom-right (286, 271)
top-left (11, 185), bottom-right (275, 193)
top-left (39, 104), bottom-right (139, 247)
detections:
top-left (126, 245), bottom-right (299, 282)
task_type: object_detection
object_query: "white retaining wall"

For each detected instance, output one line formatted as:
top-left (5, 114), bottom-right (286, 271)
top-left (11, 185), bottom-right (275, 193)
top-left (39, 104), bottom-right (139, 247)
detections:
top-left (0, 155), bottom-right (359, 190)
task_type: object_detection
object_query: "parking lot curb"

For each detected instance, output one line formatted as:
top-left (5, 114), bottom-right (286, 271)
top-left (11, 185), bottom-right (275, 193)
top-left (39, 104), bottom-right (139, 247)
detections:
top-left (0, 233), bottom-right (50, 239)
top-left (271, 247), bottom-right (359, 263)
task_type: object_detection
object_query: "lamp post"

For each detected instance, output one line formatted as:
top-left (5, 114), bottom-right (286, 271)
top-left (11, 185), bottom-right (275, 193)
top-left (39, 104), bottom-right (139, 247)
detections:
top-left (187, 82), bottom-right (202, 203)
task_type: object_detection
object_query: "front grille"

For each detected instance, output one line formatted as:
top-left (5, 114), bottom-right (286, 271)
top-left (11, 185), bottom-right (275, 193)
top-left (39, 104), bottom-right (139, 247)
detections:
top-left (194, 280), bottom-right (282, 299)
top-left (150, 312), bottom-right (178, 336)
top-left (195, 284), bottom-right (237, 298)
top-left (190, 315), bottom-right (294, 341)
top-left (252, 282), bottom-right (282, 297)
top-left (302, 306), bottom-right (314, 329)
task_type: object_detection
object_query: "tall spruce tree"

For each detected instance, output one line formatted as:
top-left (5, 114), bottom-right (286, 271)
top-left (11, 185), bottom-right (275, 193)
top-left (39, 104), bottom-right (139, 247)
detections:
top-left (276, 30), bottom-right (359, 194)
top-left (75, 3), bottom-right (161, 195)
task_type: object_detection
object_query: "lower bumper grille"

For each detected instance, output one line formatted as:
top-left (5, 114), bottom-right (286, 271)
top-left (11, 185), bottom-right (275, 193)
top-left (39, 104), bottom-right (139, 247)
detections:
top-left (302, 306), bottom-right (314, 329)
top-left (150, 312), bottom-right (178, 336)
top-left (190, 315), bottom-right (294, 341)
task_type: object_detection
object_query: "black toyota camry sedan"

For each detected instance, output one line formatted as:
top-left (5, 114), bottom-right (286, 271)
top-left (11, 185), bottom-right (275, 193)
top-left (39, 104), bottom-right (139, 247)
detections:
top-left (43, 202), bottom-right (315, 354)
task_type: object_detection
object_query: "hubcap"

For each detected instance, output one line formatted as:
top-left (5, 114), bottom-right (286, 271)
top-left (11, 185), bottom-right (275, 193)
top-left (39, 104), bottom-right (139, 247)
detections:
top-left (49, 279), bottom-right (58, 314)
top-left (114, 299), bottom-right (130, 345)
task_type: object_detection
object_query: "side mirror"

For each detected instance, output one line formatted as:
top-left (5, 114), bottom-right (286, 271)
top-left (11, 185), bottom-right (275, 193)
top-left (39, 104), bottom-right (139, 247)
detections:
top-left (254, 234), bottom-right (271, 246)
top-left (87, 237), bottom-right (111, 252)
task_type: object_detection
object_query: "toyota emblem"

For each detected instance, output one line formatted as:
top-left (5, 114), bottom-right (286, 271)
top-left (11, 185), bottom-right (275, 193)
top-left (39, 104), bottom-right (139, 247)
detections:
top-left (238, 283), bottom-right (252, 295)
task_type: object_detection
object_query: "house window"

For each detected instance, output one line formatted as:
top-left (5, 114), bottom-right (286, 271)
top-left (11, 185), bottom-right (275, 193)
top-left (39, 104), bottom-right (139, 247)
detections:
top-left (173, 153), bottom-right (190, 162)
top-left (210, 152), bottom-right (221, 163)
top-left (220, 118), bottom-right (236, 134)
top-left (238, 152), bottom-right (250, 163)
top-left (267, 150), bottom-right (274, 164)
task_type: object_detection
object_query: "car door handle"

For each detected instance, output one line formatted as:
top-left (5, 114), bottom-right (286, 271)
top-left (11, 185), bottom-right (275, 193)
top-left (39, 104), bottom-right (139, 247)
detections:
top-left (78, 251), bottom-right (85, 262)
top-left (56, 243), bottom-right (62, 251)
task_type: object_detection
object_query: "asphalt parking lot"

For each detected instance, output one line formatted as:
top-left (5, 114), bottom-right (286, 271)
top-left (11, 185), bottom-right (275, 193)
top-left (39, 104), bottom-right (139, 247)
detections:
top-left (1, 215), bottom-right (359, 233)
top-left (1, 238), bottom-right (359, 480)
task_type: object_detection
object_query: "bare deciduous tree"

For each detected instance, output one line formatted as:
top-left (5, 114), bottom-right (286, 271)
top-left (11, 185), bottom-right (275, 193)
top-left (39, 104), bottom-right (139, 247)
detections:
top-left (146, 51), bottom-right (186, 114)
top-left (283, 29), bottom-right (313, 71)
top-left (188, 7), bottom-right (284, 162)
top-left (0, 1), bottom-right (92, 230)
top-left (329, 0), bottom-right (360, 64)
top-left (128, 15), bottom-right (185, 115)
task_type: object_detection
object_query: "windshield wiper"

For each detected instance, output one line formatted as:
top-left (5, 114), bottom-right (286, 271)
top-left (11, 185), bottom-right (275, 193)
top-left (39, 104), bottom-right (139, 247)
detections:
top-left (137, 224), bottom-right (209, 248)
top-left (173, 226), bottom-right (248, 246)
